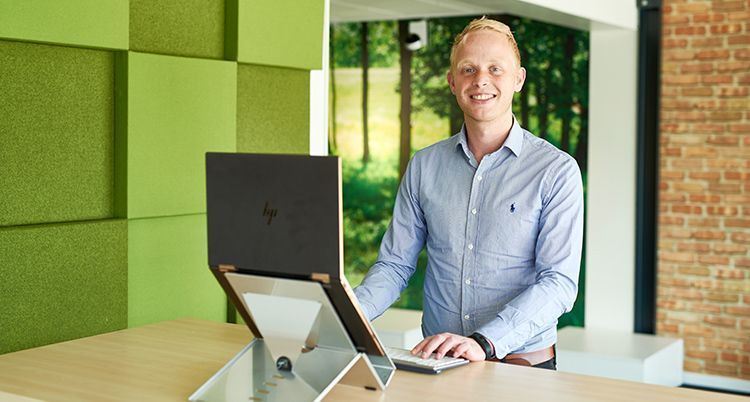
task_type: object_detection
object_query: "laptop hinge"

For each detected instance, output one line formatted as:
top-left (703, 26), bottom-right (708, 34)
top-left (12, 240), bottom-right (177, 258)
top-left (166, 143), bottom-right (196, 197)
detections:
top-left (218, 264), bottom-right (237, 273)
top-left (311, 272), bottom-right (330, 284)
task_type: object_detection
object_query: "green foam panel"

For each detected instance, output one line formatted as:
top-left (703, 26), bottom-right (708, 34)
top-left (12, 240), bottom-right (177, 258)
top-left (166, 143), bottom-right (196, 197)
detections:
top-left (237, 64), bottom-right (309, 154)
top-left (0, 40), bottom-right (114, 227)
top-left (128, 214), bottom-right (226, 328)
top-left (129, 0), bottom-right (225, 59)
top-left (0, 220), bottom-right (127, 354)
top-left (0, 0), bottom-right (128, 50)
top-left (124, 52), bottom-right (236, 219)
top-left (234, 0), bottom-right (324, 69)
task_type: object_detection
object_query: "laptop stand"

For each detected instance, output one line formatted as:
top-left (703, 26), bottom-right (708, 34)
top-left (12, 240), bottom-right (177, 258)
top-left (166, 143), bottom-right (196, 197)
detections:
top-left (189, 270), bottom-right (395, 402)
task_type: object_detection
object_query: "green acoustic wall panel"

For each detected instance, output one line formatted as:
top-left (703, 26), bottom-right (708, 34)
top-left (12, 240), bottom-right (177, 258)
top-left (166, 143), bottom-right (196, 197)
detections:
top-left (125, 52), bottom-right (236, 219)
top-left (0, 0), bottom-right (127, 50)
top-left (237, 64), bottom-right (309, 154)
top-left (128, 214), bottom-right (225, 328)
top-left (0, 40), bottom-right (114, 227)
top-left (0, 220), bottom-right (127, 354)
top-left (130, 0), bottom-right (224, 59)
top-left (235, 0), bottom-right (324, 69)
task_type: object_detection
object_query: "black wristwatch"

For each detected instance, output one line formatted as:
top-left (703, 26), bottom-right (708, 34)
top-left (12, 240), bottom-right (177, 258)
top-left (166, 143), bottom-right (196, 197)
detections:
top-left (469, 332), bottom-right (495, 360)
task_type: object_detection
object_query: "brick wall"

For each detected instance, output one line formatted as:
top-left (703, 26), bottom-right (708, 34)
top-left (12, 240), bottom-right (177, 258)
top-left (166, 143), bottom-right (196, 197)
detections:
top-left (658, 0), bottom-right (749, 380)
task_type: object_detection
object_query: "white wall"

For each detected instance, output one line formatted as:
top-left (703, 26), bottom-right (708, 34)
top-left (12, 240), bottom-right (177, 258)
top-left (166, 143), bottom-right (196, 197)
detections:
top-left (310, 0), bottom-right (331, 157)
top-left (585, 28), bottom-right (638, 331)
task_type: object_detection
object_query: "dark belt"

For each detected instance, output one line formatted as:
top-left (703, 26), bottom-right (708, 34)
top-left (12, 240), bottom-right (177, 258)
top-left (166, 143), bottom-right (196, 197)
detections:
top-left (491, 345), bottom-right (555, 366)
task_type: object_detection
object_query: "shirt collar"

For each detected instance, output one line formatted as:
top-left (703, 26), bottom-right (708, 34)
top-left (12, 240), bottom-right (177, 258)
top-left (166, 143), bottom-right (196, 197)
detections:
top-left (454, 116), bottom-right (525, 159)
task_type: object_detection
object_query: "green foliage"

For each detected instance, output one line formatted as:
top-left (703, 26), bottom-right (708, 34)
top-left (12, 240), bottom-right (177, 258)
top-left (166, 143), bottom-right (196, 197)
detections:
top-left (342, 159), bottom-right (398, 281)
top-left (331, 21), bottom-right (398, 68)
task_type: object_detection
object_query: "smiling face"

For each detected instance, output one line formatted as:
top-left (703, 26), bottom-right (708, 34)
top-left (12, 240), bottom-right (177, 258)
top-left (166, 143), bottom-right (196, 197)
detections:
top-left (447, 30), bottom-right (526, 129)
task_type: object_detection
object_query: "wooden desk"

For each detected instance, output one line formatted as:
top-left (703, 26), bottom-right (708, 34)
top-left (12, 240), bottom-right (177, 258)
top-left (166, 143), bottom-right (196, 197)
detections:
top-left (0, 319), bottom-right (741, 401)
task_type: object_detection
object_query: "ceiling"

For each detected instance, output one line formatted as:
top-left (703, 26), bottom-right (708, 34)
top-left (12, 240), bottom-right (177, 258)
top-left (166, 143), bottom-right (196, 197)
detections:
top-left (330, 0), bottom-right (637, 31)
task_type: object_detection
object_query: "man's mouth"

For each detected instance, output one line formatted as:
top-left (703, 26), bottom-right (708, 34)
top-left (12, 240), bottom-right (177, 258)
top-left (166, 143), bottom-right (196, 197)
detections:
top-left (470, 94), bottom-right (496, 100)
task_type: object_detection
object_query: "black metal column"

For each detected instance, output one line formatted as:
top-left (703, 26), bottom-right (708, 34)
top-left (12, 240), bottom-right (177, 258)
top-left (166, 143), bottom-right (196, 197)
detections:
top-left (634, 0), bottom-right (662, 334)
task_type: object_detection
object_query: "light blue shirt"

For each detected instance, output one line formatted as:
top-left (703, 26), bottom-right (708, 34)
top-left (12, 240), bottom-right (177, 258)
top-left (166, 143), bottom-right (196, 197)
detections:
top-left (353, 120), bottom-right (584, 357)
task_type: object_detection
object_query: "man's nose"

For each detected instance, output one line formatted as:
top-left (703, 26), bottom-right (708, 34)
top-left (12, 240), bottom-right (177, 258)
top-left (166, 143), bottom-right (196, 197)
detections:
top-left (473, 72), bottom-right (490, 87)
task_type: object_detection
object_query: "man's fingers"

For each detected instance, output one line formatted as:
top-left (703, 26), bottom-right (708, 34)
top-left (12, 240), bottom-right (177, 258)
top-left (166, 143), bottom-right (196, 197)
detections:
top-left (435, 337), bottom-right (461, 359)
top-left (452, 341), bottom-right (470, 358)
top-left (420, 334), bottom-right (448, 358)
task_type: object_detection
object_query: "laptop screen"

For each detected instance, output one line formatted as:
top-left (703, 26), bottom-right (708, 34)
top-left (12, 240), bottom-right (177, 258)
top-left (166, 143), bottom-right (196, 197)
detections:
top-left (206, 152), bottom-right (342, 280)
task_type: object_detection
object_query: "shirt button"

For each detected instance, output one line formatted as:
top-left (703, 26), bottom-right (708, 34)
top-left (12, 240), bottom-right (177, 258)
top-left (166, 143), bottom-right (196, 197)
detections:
top-left (464, 315), bottom-right (470, 320)
top-left (467, 244), bottom-right (474, 250)
top-left (477, 175), bottom-right (483, 181)
top-left (465, 279), bottom-right (471, 285)
top-left (471, 208), bottom-right (477, 215)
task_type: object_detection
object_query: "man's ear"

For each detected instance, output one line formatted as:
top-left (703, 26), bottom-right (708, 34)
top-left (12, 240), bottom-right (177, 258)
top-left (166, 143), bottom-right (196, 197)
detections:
top-left (446, 71), bottom-right (456, 95)
top-left (515, 67), bottom-right (527, 93)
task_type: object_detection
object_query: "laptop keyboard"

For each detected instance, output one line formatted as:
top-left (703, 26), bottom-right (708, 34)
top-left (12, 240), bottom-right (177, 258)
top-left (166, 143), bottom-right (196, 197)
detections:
top-left (386, 347), bottom-right (469, 374)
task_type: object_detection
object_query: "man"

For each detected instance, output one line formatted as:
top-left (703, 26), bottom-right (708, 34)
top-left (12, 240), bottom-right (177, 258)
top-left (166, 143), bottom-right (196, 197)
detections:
top-left (353, 17), bottom-right (583, 370)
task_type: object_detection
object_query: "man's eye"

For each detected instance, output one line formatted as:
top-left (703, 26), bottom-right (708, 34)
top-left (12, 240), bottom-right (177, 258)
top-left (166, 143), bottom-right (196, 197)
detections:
top-left (463, 67), bottom-right (475, 74)
top-left (490, 67), bottom-right (502, 74)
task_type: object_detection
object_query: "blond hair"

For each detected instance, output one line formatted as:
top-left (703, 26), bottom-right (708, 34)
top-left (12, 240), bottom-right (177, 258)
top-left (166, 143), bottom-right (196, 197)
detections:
top-left (450, 17), bottom-right (521, 70)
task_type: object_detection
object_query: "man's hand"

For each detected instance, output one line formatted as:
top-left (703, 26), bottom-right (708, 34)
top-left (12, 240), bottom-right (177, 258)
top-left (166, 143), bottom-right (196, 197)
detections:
top-left (410, 332), bottom-right (486, 362)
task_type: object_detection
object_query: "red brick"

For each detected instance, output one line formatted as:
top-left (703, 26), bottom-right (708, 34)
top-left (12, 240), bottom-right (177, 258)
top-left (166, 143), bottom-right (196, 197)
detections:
top-left (687, 349), bottom-right (718, 360)
top-left (691, 37), bottom-right (724, 48)
top-left (712, 0), bottom-right (746, 12)
top-left (672, 205), bottom-right (703, 214)
top-left (706, 206), bottom-right (739, 216)
top-left (704, 338), bottom-right (742, 350)
top-left (727, 10), bottom-right (750, 21)
top-left (710, 23), bottom-right (744, 34)
top-left (687, 218), bottom-right (719, 228)
top-left (664, 74), bottom-right (701, 85)
top-left (719, 87), bottom-right (749, 97)
top-left (698, 255), bottom-right (730, 265)
top-left (708, 182), bottom-right (741, 193)
top-left (709, 111), bottom-right (743, 121)
top-left (725, 194), bottom-right (750, 203)
top-left (661, 251), bottom-right (695, 263)
top-left (725, 171), bottom-right (745, 180)
top-left (721, 352), bottom-right (740, 363)
top-left (704, 316), bottom-right (737, 328)
top-left (706, 293), bottom-right (739, 303)
top-left (728, 35), bottom-right (750, 45)
top-left (673, 182), bottom-right (707, 192)
top-left (660, 216), bottom-right (685, 225)
top-left (688, 194), bottom-right (721, 203)
top-left (730, 232), bottom-right (750, 244)
top-left (693, 123), bottom-right (725, 134)
top-left (661, 170), bottom-right (685, 180)
top-left (663, 229), bottom-right (692, 239)
top-left (718, 61), bottom-right (750, 73)
top-left (692, 303), bottom-right (722, 314)
top-left (677, 265), bottom-right (711, 275)
top-left (713, 243), bottom-right (747, 255)
top-left (664, 50), bottom-right (696, 61)
top-left (695, 49), bottom-right (730, 60)
top-left (707, 135), bottom-right (739, 146)
top-left (715, 269), bottom-right (745, 280)
top-left (672, 158), bottom-right (703, 169)
top-left (661, 193), bottom-right (687, 202)
top-left (684, 324), bottom-right (716, 337)
top-left (726, 219), bottom-right (750, 228)
top-left (684, 359), bottom-right (703, 372)
top-left (677, 3), bottom-right (711, 13)
top-left (688, 171), bottom-right (721, 180)
top-left (692, 231), bottom-right (726, 241)
top-left (736, 258), bottom-right (750, 269)
top-left (726, 306), bottom-right (750, 317)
